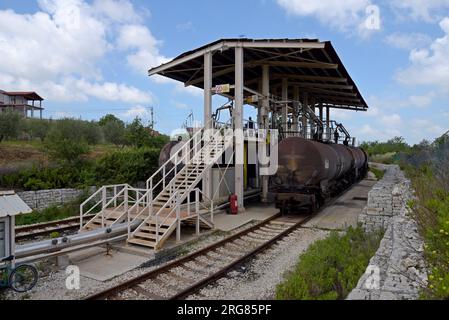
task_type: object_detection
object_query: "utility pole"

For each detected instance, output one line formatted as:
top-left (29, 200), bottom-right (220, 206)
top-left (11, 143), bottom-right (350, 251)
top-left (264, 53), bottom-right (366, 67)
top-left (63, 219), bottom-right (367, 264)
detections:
top-left (149, 106), bottom-right (155, 131)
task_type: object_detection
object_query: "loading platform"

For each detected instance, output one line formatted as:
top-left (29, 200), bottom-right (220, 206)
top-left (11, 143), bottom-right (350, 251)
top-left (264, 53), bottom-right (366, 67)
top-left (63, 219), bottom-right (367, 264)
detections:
top-left (78, 38), bottom-right (369, 253)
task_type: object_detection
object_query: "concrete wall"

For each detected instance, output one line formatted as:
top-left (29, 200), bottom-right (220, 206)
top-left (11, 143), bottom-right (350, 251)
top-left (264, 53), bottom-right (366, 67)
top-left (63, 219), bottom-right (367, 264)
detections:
top-left (347, 164), bottom-right (428, 300)
top-left (17, 187), bottom-right (96, 211)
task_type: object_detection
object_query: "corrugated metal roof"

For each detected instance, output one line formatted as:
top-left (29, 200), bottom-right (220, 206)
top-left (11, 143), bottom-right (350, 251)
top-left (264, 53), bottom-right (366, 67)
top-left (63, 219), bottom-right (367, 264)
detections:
top-left (148, 38), bottom-right (368, 111)
top-left (0, 191), bottom-right (32, 217)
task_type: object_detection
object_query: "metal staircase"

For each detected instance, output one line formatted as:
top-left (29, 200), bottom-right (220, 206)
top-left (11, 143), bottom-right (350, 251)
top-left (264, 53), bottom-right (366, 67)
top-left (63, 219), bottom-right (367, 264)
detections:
top-left (127, 122), bottom-right (233, 249)
top-left (79, 120), bottom-right (233, 251)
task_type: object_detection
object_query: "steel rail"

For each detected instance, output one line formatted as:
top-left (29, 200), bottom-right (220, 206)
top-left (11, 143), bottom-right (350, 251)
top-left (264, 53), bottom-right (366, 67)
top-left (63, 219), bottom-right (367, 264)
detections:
top-left (15, 215), bottom-right (94, 240)
top-left (85, 213), bottom-right (311, 300)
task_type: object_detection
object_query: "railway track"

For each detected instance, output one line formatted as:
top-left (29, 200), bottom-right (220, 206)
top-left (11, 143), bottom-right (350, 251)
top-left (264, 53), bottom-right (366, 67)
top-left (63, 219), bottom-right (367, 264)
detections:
top-left (86, 213), bottom-right (312, 300)
top-left (15, 215), bottom-right (93, 240)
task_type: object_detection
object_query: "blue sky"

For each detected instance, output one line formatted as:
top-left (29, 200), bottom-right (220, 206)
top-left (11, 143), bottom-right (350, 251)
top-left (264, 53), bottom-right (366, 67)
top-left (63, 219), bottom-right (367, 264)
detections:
top-left (1, 0), bottom-right (449, 144)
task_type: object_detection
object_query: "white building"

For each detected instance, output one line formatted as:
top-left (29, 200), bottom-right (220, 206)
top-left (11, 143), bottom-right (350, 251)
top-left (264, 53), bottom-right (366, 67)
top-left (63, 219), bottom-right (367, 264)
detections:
top-left (0, 90), bottom-right (44, 119)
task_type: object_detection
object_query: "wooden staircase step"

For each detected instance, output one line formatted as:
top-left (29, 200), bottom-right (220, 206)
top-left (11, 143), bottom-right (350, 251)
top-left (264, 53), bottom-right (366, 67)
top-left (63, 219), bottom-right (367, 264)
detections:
top-left (133, 232), bottom-right (159, 240)
top-left (127, 238), bottom-right (156, 248)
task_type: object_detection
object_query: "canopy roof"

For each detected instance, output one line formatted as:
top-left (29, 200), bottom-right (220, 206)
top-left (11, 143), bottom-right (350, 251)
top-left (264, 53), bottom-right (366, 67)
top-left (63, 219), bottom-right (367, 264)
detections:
top-left (0, 191), bottom-right (32, 217)
top-left (149, 39), bottom-right (368, 111)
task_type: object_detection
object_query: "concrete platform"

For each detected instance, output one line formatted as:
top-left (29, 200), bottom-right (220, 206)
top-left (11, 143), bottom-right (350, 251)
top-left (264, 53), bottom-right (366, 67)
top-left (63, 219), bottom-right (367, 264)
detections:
top-left (304, 179), bottom-right (377, 230)
top-left (213, 205), bottom-right (280, 232)
top-left (67, 247), bottom-right (148, 282)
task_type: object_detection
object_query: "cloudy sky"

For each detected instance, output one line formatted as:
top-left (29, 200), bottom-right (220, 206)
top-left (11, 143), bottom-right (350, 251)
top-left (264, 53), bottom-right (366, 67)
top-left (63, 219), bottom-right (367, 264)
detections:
top-left (1, 0), bottom-right (449, 144)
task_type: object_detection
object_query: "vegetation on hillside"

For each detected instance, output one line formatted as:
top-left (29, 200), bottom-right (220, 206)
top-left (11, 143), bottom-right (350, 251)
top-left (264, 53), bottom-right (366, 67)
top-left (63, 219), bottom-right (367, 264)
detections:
top-left (276, 227), bottom-right (383, 300)
top-left (0, 112), bottom-right (169, 190)
top-left (362, 131), bottom-right (449, 299)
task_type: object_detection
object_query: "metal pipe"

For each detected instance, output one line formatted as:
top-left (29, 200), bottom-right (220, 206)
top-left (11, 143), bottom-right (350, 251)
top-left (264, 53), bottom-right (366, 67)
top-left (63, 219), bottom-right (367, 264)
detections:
top-left (15, 221), bottom-right (140, 259)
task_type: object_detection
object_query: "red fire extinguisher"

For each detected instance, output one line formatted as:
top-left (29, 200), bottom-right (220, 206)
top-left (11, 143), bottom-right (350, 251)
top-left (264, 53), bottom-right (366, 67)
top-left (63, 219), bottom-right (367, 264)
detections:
top-left (229, 194), bottom-right (238, 215)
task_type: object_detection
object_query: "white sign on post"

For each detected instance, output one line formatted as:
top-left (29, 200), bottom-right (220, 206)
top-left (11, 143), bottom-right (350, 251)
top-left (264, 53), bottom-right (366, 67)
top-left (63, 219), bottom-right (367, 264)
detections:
top-left (213, 84), bottom-right (230, 94)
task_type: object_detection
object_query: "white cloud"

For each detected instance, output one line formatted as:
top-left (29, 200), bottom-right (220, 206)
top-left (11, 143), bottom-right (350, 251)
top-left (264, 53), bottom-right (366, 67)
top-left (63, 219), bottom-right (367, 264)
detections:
top-left (384, 32), bottom-right (432, 50)
top-left (389, 0), bottom-right (449, 22)
top-left (0, 0), bottom-right (158, 104)
top-left (276, 0), bottom-right (379, 37)
top-left (117, 24), bottom-right (169, 74)
top-left (396, 17), bottom-right (449, 90)
top-left (75, 79), bottom-right (154, 104)
top-left (122, 105), bottom-right (151, 119)
top-left (381, 113), bottom-right (402, 127)
top-left (410, 119), bottom-right (445, 138)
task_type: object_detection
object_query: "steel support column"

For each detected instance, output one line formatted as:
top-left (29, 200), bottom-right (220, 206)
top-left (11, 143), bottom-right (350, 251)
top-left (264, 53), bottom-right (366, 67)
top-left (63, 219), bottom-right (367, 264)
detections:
top-left (302, 93), bottom-right (308, 139)
top-left (234, 46), bottom-right (245, 209)
top-left (203, 50), bottom-right (213, 200)
top-left (326, 106), bottom-right (330, 141)
top-left (260, 65), bottom-right (270, 203)
top-left (281, 79), bottom-right (288, 134)
top-left (293, 86), bottom-right (300, 133)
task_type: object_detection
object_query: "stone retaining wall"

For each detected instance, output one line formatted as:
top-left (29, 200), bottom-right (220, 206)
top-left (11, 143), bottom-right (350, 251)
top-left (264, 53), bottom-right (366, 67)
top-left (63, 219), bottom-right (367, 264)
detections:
top-left (17, 187), bottom-right (96, 211)
top-left (347, 164), bottom-right (428, 300)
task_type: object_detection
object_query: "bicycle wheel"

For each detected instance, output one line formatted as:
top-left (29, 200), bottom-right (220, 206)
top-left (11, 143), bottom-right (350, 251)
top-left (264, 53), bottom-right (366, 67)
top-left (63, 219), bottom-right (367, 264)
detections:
top-left (9, 264), bottom-right (38, 293)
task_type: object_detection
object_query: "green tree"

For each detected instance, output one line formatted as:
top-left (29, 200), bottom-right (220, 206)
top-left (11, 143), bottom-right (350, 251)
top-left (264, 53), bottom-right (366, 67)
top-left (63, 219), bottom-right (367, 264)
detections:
top-left (0, 110), bottom-right (22, 142)
top-left (125, 117), bottom-right (150, 148)
top-left (103, 120), bottom-right (126, 146)
top-left (25, 118), bottom-right (51, 141)
top-left (99, 114), bottom-right (126, 146)
top-left (99, 114), bottom-right (123, 126)
top-left (44, 118), bottom-right (90, 163)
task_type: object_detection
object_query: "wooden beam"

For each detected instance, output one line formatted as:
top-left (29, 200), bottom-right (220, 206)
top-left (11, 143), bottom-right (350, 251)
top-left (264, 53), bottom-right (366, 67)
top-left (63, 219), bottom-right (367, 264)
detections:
top-left (290, 82), bottom-right (354, 90)
top-left (271, 74), bottom-right (348, 83)
top-left (249, 61), bottom-right (339, 69)
top-left (293, 87), bottom-right (358, 97)
top-left (186, 65), bottom-right (235, 87)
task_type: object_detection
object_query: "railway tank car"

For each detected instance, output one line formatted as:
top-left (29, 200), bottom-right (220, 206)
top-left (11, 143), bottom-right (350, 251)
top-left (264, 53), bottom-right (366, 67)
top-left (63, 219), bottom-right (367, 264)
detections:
top-left (273, 137), bottom-right (368, 213)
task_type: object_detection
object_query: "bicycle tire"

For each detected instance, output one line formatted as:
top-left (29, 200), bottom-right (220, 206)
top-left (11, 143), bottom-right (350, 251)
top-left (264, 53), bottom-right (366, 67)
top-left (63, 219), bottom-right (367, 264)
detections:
top-left (9, 264), bottom-right (38, 293)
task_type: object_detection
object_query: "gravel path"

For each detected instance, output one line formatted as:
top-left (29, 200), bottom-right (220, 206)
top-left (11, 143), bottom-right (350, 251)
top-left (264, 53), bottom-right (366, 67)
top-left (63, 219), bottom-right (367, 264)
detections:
top-left (2, 221), bottom-right (261, 300)
top-left (187, 228), bottom-right (330, 300)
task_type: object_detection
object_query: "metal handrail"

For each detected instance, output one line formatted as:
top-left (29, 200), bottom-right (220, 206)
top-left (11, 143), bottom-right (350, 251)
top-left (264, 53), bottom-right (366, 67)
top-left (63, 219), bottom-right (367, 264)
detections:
top-left (146, 118), bottom-right (215, 190)
top-left (82, 186), bottom-right (128, 229)
top-left (80, 184), bottom-right (130, 229)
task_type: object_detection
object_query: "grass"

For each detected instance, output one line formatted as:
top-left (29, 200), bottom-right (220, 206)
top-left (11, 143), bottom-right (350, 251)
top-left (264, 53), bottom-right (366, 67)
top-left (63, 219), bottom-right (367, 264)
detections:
top-left (276, 226), bottom-right (384, 300)
top-left (15, 194), bottom-right (86, 226)
top-left (370, 167), bottom-right (385, 180)
top-left (369, 152), bottom-right (396, 164)
top-left (404, 166), bottom-right (449, 299)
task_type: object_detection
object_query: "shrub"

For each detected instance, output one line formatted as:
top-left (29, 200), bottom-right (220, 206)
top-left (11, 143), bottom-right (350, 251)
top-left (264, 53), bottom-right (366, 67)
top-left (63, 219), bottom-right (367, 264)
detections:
top-left (125, 117), bottom-right (150, 148)
top-left (89, 147), bottom-right (160, 186)
top-left (23, 118), bottom-right (51, 141)
top-left (102, 119), bottom-right (126, 146)
top-left (44, 118), bottom-right (90, 163)
top-left (0, 110), bottom-right (22, 142)
top-left (276, 227), bottom-right (383, 300)
top-left (370, 167), bottom-right (385, 180)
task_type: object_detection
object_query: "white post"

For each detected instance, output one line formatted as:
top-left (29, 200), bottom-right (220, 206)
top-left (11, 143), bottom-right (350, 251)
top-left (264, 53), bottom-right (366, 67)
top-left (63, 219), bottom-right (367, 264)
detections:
top-left (326, 106), bottom-right (331, 141)
top-left (235, 45), bottom-right (245, 210)
top-left (302, 93), bottom-right (308, 139)
top-left (203, 50), bottom-right (213, 200)
top-left (282, 78), bottom-right (288, 135)
top-left (261, 65), bottom-right (270, 203)
top-left (293, 86), bottom-right (300, 134)
top-left (126, 187), bottom-right (131, 237)
top-left (101, 187), bottom-right (106, 228)
top-left (79, 204), bottom-right (83, 230)
top-left (196, 189), bottom-right (200, 236)
top-left (176, 193), bottom-right (181, 242)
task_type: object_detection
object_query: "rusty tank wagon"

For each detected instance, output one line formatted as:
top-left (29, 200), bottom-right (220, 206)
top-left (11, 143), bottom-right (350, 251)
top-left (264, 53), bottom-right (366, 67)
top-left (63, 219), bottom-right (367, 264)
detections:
top-left (272, 137), bottom-right (368, 213)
